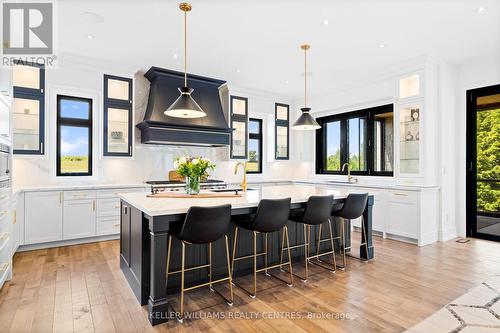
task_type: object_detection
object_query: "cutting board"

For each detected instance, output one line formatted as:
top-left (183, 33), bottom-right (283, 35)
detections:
top-left (147, 191), bottom-right (242, 198)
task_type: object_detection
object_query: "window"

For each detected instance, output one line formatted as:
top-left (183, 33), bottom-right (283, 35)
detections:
top-left (56, 95), bottom-right (93, 176)
top-left (247, 118), bottom-right (262, 174)
top-left (103, 75), bottom-right (133, 156)
top-left (230, 96), bottom-right (248, 159)
top-left (316, 104), bottom-right (393, 176)
top-left (275, 103), bottom-right (289, 160)
top-left (12, 61), bottom-right (45, 155)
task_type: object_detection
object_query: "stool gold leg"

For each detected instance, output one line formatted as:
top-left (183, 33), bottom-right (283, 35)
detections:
top-left (279, 228), bottom-right (286, 272)
top-left (179, 241), bottom-right (186, 323)
top-left (224, 235), bottom-right (234, 306)
top-left (284, 226), bottom-right (294, 287)
top-left (327, 219), bottom-right (337, 271)
top-left (316, 224), bottom-right (322, 260)
top-left (341, 218), bottom-right (347, 270)
top-left (166, 235), bottom-right (172, 288)
top-left (231, 227), bottom-right (238, 278)
top-left (303, 224), bottom-right (309, 282)
top-left (208, 242), bottom-right (213, 292)
top-left (264, 234), bottom-right (269, 276)
top-left (252, 231), bottom-right (257, 298)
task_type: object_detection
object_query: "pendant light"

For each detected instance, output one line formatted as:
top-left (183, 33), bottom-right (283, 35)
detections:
top-left (292, 44), bottom-right (321, 130)
top-left (164, 2), bottom-right (206, 118)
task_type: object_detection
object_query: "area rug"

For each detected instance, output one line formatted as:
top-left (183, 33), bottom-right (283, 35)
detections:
top-left (406, 276), bottom-right (500, 332)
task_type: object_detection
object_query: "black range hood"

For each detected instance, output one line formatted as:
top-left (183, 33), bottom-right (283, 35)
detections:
top-left (137, 67), bottom-right (231, 146)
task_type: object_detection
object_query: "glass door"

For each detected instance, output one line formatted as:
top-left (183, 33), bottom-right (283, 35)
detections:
top-left (398, 104), bottom-right (421, 175)
top-left (467, 84), bottom-right (500, 241)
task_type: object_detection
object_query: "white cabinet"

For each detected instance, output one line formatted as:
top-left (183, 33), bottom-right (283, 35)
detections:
top-left (386, 191), bottom-right (419, 240)
top-left (97, 216), bottom-right (120, 236)
top-left (25, 191), bottom-right (63, 244)
top-left (63, 199), bottom-right (96, 240)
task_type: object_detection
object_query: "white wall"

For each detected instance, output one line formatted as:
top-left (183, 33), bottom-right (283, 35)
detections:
top-left (12, 57), bottom-right (305, 189)
top-left (455, 56), bottom-right (500, 236)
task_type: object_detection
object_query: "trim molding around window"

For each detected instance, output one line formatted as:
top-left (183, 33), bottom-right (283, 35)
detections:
top-left (315, 104), bottom-right (394, 176)
top-left (230, 95), bottom-right (248, 159)
top-left (12, 61), bottom-right (45, 155)
top-left (247, 118), bottom-right (263, 174)
top-left (56, 95), bottom-right (93, 176)
top-left (275, 103), bottom-right (289, 160)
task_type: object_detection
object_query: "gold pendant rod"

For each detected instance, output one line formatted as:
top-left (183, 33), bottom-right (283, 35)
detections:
top-left (300, 44), bottom-right (310, 108)
top-left (184, 8), bottom-right (187, 87)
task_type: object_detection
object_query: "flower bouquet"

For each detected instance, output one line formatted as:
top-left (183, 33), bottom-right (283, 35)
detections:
top-left (174, 156), bottom-right (216, 195)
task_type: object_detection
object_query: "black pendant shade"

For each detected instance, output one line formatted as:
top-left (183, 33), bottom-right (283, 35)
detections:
top-left (292, 107), bottom-right (321, 130)
top-left (164, 87), bottom-right (206, 118)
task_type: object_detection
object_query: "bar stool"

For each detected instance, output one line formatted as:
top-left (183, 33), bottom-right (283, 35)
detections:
top-left (282, 195), bottom-right (336, 281)
top-left (332, 193), bottom-right (369, 270)
top-left (166, 204), bottom-right (233, 323)
top-left (231, 198), bottom-right (293, 298)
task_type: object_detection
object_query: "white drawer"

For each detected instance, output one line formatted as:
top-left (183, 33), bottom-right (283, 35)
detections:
top-left (388, 190), bottom-right (418, 202)
top-left (97, 198), bottom-right (120, 217)
top-left (96, 187), bottom-right (145, 199)
top-left (97, 216), bottom-right (120, 236)
top-left (64, 190), bottom-right (96, 201)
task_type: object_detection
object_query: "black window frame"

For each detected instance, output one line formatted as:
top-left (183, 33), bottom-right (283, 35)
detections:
top-left (103, 74), bottom-right (133, 157)
top-left (230, 95), bottom-right (248, 159)
top-left (12, 61), bottom-right (45, 155)
top-left (316, 104), bottom-right (394, 176)
top-left (275, 103), bottom-right (289, 160)
top-left (247, 118), bottom-right (263, 174)
top-left (56, 95), bottom-right (93, 177)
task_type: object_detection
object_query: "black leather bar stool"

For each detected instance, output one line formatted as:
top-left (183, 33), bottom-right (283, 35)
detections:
top-left (332, 193), bottom-right (369, 270)
top-left (231, 198), bottom-right (293, 298)
top-left (166, 204), bottom-right (233, 323)
top-left (283, 195), bottom-right (336, 281)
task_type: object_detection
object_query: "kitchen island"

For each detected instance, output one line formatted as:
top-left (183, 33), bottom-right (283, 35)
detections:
top-left (118, 184), bottom-right (374, 325)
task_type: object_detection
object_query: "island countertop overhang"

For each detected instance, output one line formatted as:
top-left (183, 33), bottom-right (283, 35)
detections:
top-left (117, 184), bottom-right (357, 217)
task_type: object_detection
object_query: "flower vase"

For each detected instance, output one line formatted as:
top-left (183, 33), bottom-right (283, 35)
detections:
top-left (186, 175), bottom-right (201, 195)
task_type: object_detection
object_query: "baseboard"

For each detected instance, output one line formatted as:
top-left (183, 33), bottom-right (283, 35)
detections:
top-left (439, 227), bottom-right (458, 242)
top-left (17, 234), bottom-right (119, 252)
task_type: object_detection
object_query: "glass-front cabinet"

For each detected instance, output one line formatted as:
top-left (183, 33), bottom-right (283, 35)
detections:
top-left (395, 72), bottom-right (423, 178)
top-left (103, 75), bottom-right (133, 156)
top-left (398, 104), bottom-right (421, 174)
top-left (12, 63), bottom-right (45, 154)
top-left (230, 96), bottom-right (248, 159)
top-left (275, 103), bottom-right (289, 160)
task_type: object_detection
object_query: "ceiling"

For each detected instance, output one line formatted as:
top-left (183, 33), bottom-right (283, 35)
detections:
top-left (58, 0), bottom-right (500, 98)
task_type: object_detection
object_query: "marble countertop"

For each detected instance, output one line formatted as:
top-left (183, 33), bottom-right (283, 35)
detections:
top-left (293, 180), bottom-right (440, 191)
top-left (118, 184), bottom-right (354, 217)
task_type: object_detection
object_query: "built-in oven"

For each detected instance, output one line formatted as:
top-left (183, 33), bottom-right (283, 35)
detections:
top-left (0, 143), bottom-right (11, 183)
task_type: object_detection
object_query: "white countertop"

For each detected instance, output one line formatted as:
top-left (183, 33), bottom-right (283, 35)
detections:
top-left (118, 184), bottom-right (354, 217)
top-left (14, 183), bottom-right (147, 193)
top-left (293, 180), bottom-right (440, 191)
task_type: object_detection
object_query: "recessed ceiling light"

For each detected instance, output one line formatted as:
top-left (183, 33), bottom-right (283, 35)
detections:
top-left (80, 12), bottom-right (104, 24)
top-left (378, 43), bottom-right (386, 48)
top-left (86, 34), bottom-right (94, 40)
top-left (476, 6), bottom-right (486, 13)
top-left (323, 19), bottom-right (329, 25)
top-left (285, 80), bottom-right (289, 84)
top-left (236, 69), bottom-right (241, 73)
top-left (173, 53), bottom-right (178, 59)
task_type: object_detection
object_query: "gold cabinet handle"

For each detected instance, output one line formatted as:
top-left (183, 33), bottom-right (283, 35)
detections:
top-left (0, 194), bottom-right (7, 201)
top-left (114, 205), bottom-right (120, 209)
top-left (93, 200), bottom-right (96, 211)
top-left (60, 192), bottom-right (62, 204)
top-left (0, 210), bottom-right (7, 219)
top-left (113, 223), bottom-right (120, 227)
top-left (393, 193), bottom-right (409, 197)
top-left (13, 211), bottom-right (16, 224)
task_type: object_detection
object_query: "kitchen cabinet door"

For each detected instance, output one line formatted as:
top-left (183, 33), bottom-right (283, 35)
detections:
top-left (63, 199), bottom-right (96, 240)
top-left (386, 191), bottom-right (419, 239)
top-left (25, 191), bottom-right (63, 244)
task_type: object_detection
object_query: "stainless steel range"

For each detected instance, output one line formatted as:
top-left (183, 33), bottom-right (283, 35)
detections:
top-left (145, 179), bottom-right (227, 194)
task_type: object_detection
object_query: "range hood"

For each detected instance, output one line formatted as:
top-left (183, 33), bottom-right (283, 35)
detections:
top-left (137, 67), bottom-right (231, 146)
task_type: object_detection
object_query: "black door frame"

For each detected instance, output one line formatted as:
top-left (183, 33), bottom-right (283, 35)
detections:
top-left (466, 83), bottom-right (500, 241)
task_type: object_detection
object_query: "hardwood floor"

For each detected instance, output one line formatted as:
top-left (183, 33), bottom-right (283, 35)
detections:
top-left (1, 235), bottom-right (500, 333)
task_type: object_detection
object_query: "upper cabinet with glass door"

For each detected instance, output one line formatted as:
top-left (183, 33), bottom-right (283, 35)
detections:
top-left (230, 96), bottom-right (248, 159)
top-left (12, 63), bottom-right (45, 154)
top-left (103, 75), bottom-right (133, 156)
top-left (275, 103), bottom-right (289, 160)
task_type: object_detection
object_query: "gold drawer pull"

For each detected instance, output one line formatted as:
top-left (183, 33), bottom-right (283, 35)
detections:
top-left (114, 205), bottom-right (120, 209)
top-left (393, 193), bottom-right (409, 197)
top-left (0, 194), bottom-right (7, 201)
top-left (71, 193), bottom-right (88, 197)
top-left (0, 210), bottom-right (7, 219)
top-left (113, 223), bottom-right (120, 227)
top-left (0, 263), bottom-right (8, 273)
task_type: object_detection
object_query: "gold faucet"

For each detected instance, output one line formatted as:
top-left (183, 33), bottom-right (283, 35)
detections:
top-left (234, 162), bottom-right (248, 192)
top-left (341, 162), bottom-right (355, 183)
